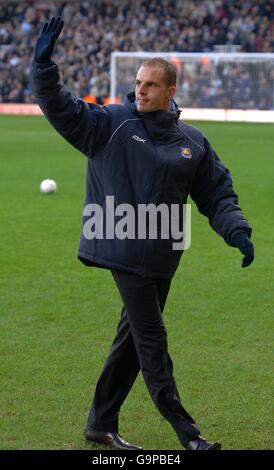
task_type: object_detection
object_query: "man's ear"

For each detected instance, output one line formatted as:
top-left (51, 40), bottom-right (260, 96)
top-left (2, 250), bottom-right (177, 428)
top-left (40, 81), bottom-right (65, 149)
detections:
top-left (168, 86), bottom-right (176, 99)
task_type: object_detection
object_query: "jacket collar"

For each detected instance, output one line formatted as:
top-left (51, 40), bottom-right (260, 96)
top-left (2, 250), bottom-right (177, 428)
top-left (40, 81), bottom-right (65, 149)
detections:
top-left (126, 91), bottom-right (181, 128)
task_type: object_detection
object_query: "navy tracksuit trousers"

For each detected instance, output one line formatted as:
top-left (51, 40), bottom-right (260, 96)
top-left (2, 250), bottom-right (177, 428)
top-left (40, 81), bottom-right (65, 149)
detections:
top-left (86, 269), bottom-right (200, 446)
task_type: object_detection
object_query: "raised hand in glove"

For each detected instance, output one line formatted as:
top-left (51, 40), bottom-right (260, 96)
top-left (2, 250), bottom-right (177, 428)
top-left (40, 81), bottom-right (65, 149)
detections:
top-left (233, 232), bottom-right (254, 268)
top-left (34, 16), bottom-right (64, 63)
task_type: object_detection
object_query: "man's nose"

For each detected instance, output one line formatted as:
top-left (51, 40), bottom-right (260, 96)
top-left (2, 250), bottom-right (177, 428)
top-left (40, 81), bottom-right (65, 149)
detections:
top-left (139, 85), bottom-right (147, 95)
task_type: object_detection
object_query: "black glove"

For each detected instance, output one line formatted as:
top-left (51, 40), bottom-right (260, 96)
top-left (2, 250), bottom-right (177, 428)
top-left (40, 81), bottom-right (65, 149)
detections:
top-left (34, 16), bottom-right (64, 63)
top-left (233, 232), bottom-right (254, 268)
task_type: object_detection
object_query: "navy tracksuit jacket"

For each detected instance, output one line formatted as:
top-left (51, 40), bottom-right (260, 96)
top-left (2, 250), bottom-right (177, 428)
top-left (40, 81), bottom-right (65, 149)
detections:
top-left (30, 61), bottom-right (252, 279)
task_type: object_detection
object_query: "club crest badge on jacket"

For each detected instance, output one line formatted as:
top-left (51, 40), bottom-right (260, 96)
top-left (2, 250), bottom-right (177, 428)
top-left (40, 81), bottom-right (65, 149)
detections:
top-left (181, 147), bottom-right (192, 159)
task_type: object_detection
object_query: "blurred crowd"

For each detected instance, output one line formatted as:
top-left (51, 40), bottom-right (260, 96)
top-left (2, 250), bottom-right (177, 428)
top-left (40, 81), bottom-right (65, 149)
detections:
top-left (0, 0), bottom-right (273, 108)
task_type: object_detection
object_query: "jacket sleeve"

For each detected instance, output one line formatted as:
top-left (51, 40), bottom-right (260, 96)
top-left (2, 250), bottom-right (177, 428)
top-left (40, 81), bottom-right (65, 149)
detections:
top-left (190, 137), bottom-right (252, 246)
top-left (30, 60), bottom-right (110, 157)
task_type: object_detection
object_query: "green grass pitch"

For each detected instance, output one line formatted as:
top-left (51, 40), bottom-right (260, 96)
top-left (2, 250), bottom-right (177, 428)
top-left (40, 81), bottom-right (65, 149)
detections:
top-left (0, 115), bottom-right (273, 450)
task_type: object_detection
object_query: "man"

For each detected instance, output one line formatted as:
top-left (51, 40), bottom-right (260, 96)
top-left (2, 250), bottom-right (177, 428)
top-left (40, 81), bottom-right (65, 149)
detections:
top-left (31, 17), bottom-right (254, 451)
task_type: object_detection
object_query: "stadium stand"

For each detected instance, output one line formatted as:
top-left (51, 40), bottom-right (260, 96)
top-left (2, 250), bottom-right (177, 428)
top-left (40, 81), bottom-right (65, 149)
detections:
top-left (0, 0), bottom-right (273, 105)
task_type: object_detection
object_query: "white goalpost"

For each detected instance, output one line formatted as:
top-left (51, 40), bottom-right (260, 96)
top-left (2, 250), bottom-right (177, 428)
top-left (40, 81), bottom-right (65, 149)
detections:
top-left (110, 52), bottom-right (274, 123)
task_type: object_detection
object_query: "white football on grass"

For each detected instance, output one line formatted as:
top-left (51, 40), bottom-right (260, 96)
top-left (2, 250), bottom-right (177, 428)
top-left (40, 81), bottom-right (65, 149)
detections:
top-left (40, 179), bottom-right (57, 194)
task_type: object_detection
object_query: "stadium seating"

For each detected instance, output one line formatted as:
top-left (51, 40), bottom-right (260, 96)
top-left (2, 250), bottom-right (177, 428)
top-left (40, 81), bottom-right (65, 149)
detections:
top-left (0, 0), bottom-right (273, 104)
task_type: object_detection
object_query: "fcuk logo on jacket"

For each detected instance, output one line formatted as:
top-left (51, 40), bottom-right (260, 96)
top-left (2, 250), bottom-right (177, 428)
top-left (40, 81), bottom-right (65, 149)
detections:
top-left (181, 147), bottom-right (192, 159)
top-left (132, 135), bottom-right (146, 144)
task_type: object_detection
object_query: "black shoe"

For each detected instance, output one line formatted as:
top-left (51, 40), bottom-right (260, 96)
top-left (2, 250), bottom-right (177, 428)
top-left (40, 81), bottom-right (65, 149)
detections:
top-left (84, 428), bottom-right (143, 450)
top-left (185, 435), bottom-right (221, 450)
